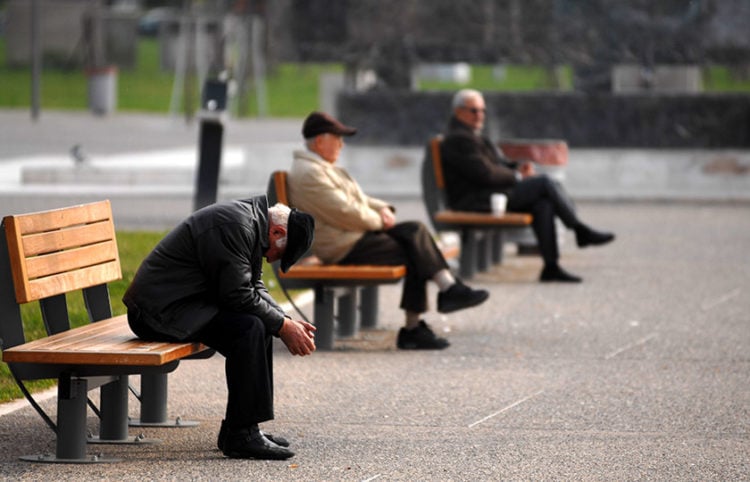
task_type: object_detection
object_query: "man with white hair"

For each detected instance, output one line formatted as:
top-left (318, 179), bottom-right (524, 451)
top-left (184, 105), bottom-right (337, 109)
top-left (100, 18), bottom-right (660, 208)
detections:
top-left (124, 196), bottom-right (315, 460)
top-left (441, 89), bottom-right (614, 282)
top-left (288, 111), bottom-right (490, 350)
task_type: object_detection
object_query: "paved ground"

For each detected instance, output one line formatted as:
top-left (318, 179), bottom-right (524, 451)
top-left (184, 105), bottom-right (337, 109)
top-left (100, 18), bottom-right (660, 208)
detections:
top-left (0, 201), bottom-right (748, 481)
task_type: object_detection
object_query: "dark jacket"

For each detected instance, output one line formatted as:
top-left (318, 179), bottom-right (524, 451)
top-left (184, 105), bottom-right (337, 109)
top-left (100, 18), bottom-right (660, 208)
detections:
top-left (440, 116), bottom-right (519, 212)
top-left (123, 195), bottom-right (286, 341)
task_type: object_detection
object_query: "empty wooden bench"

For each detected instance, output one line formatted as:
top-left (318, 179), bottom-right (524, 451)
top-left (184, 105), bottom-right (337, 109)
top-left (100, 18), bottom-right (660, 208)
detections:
top-left (0, 200), bottom-right (208, 463)
top-left (267, 171), bottom-right (408, 350)
top-left (421, 135), bottom-right (533, 279)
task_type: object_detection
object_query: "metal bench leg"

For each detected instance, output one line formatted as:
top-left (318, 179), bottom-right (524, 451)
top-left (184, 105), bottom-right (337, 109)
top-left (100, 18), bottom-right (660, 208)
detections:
top-left (492, 230), bottom-right (505, 265)
top-left (477, 233), bottom-right (491, 273)
top-left (92, 375), bottom-right (159, 444)
top-left (359, 286), bottom-right (379, 329)
top-left (21, 376), bottom-right (120, 463)
top-left (337, 288), bottom-right (358, 338)
top-left (314, 286), bottom-right (335, 350)
top-left (460, 229), bottom-right (478, 280)
top-left (129, 374), bottom-right (199, 428)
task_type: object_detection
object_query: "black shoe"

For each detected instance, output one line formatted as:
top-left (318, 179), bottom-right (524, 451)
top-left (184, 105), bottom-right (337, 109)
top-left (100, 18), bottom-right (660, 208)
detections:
top-left (539, 265), bottom-right (582, 283)
top-left (397, 320), bottom-right (450, 350)
top-left (437, 280), bottom-right (490, 314)
top-left (222, 425), bottom-right (295, 460)
top-left (218, 419), bottom-right (289, 451)
top-left (575, 224), bottom-right (615, 248)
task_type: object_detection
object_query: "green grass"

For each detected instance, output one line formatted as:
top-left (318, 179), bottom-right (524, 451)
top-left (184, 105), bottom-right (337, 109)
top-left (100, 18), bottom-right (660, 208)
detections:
top-left (0, 230), bottom-right (291, 403)
top-left (703, 65), bottom-right (750, 92)
top-left (3, 36), bottom-right (748, 117)
top-left (418, 64), bottom-right (574, 92)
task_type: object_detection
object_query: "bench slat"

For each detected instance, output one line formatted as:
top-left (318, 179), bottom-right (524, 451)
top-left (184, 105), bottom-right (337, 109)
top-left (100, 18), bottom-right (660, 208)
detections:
top-left (2, 315), bottom-right (206, 366)
top-left (26, 261), bottom-right (122, 302)
top-left (22, 221), bottom-right (116, 257)
top-left (11, 200), bottom-right (113, 234)
top-left (434, 209), bottom-right (532, 226)
top-left (25, 240), bottom-right (118, 279)
top-left (279, 264), bottom-right (407, 280)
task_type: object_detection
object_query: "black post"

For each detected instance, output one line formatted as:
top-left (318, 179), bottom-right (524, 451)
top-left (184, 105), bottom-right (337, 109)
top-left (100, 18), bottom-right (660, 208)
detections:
top-left (193, 79), bottom-right (228, 211)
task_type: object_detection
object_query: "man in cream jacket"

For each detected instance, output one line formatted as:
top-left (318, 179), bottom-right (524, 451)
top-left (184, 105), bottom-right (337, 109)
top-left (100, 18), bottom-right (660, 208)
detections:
top-left (287, 111), bottom-right (489, 350)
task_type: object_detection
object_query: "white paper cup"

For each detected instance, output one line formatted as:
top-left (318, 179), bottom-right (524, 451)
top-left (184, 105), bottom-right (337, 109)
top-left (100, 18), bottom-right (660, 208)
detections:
top-left (490, 193), bottom-right (507, 216)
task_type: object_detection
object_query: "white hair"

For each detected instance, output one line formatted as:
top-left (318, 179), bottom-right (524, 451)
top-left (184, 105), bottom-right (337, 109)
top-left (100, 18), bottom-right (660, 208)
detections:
top-left (452, 88), bottom-right (484, 109)
top-left (268, 203), bottom-right (290, 249)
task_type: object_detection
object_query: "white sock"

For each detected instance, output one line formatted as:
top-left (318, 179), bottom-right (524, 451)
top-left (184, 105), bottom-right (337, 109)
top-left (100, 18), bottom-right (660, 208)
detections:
top-left (432, 269), bottom-right (456, 292)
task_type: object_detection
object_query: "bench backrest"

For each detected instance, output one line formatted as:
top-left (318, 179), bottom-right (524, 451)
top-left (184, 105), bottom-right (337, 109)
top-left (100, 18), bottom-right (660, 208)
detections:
top-left (269, 170), bottom-right (290, 206)
top-left (421, 135), bottom-right (451, 232)
top-left (4, 200), bottom-right (121, 304)
top-left (1, 200), bottom-right (121, 347)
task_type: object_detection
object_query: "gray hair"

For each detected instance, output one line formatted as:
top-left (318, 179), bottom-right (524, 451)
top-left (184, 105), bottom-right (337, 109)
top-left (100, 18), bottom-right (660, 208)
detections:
top-left (268, 202), bottom-right (290, 249)
top-left (452, 89), bottom-right (484, 109)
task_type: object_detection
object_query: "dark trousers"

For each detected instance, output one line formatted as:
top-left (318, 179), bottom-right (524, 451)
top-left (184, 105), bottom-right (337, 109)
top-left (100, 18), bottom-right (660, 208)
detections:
top-left (129, 310), bottom-right (274, 428)
top-left (338, 221), bottom-right (449, 313)
top-left (507, 175), bottom-right (580, 266)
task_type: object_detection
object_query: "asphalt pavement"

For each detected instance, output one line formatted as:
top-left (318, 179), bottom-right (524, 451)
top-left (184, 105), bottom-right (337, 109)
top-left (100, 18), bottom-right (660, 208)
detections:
top-left (0, 110), bottom-right (748, 480)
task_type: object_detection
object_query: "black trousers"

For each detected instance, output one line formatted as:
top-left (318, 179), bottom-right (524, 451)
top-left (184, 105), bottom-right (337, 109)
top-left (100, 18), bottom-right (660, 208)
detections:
top-left (129, 309), bottom-right (274, 428)
top-left (338, 221), bottom-right (449, 314)
top-left (506, 175), bottom-right (580, 266)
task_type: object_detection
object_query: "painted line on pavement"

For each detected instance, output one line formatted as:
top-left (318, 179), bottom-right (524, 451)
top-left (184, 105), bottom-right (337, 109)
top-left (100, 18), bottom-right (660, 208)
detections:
top-left (468, 389), bottom-right (545, 428)
top-left (604, 332), bottom-right (658, 360)
top-left (701, 288), bottom-right (740, 311)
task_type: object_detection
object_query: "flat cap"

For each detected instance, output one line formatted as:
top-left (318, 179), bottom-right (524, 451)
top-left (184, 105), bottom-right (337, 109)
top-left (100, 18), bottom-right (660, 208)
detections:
top-left (302, 111), bottom-right (357, 139)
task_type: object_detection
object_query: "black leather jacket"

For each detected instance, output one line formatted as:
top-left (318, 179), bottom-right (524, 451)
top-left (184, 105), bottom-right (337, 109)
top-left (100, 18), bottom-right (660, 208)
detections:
top-left (441, 116), bottom-right (519, 212)
top-left (123, 195), bottom-right (286, 341)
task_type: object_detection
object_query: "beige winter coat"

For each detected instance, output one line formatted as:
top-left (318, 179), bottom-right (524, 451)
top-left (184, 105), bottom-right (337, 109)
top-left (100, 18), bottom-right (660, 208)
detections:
top-left (287, 149), bottom-right (391, 263)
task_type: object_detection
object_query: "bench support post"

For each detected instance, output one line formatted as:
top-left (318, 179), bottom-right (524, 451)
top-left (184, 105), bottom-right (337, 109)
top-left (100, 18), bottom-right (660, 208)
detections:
top-left (359, 286), bottom-right (379, 329)
top-left (20, 376), bottom-right (120, 463)
top-left (97, 376), bottom-right (129, 441)
top-left (129, 374), bottom-right (199, 428)
top-left (492, 230), bottom-right (505, 264)
top-left (314, 286), bottom-right (335, 350)
top-left (477, 233), bottom-right (491, 273)
top-left (57, 377), bottom-right (89, 460)
top-left (337, 288), bottom-right (358, 338)
top-left (459, 230), bottom-right (478, 280)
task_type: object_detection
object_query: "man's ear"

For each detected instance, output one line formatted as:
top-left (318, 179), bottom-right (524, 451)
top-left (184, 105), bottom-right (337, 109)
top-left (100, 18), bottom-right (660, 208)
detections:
top-left (271, 224), bottom-right (287, 238)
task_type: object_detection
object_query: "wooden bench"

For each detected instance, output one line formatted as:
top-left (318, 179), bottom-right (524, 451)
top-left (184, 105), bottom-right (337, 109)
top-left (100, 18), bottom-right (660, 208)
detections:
top-left (267, 171), bottom-right (408, 350)
top-left (0, 200), bottom-right (208, 463)
top-left (421, 135), bottom-right (533, 279)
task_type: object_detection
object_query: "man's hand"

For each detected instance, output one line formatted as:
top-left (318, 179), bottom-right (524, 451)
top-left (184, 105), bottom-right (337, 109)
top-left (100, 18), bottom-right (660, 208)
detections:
top-left (278, 318), bottom-right (317, 356)
top-left (519, 161), bottom-right (536, 178)
top-left (380, 207), bottom-right (396, 229)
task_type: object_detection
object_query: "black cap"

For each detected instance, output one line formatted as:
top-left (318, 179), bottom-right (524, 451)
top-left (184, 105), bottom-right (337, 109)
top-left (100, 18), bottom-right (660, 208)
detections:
top-left (280, 208), bottom-right (315, 273)
top-left (302, 111), bottom-right (357, 139)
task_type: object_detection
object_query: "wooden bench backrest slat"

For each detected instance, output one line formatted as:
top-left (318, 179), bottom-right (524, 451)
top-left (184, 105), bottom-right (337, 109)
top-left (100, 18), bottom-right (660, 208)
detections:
top-left (25, 240), bottom-right (118, 279)
top-left (3, 200), bottom-right (121, 304)
top-left (430, 135), bottom-right (446, 189)
top-left (274, 171), bottom-right (289, 205)
top-left (22, 221), bottom-right (115, 257)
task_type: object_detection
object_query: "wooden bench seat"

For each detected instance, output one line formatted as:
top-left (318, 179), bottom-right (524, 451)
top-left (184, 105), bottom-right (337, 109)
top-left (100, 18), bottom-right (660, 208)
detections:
top-left (0, 200), bottom-right (207, 463)
top-left (434, 210), bottom-right (532, 226)
top-left (2, 315), bottom-right (203, 367)
top-left (422, 135), bottom-right (533, 279)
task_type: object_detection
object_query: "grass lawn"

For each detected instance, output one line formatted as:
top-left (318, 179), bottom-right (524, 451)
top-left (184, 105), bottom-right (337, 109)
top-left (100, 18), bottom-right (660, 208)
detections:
top-left (4, 36), bottom-right (747, 117)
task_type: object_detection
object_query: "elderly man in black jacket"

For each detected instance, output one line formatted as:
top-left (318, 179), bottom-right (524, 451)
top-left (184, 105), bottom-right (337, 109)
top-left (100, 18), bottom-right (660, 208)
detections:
top-left (123, 195), bottom-right (315, 460)
top-left (441, 89), bottom-right (614, 282)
